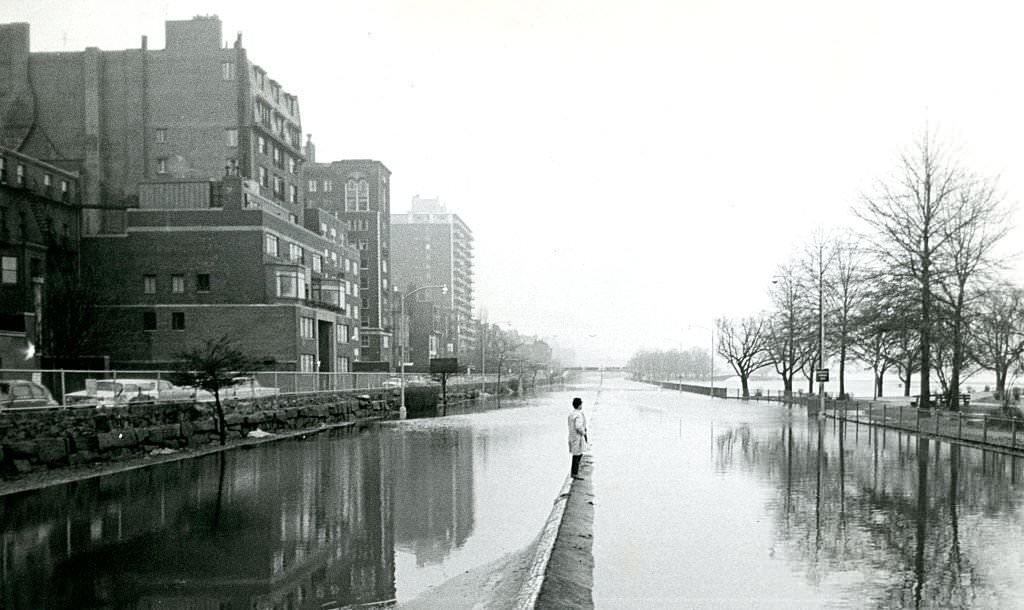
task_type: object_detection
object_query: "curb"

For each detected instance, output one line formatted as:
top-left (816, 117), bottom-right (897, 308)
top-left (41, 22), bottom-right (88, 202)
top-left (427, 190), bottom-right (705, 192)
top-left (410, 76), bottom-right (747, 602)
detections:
top-left (512, 468), bottom-right (576, 610)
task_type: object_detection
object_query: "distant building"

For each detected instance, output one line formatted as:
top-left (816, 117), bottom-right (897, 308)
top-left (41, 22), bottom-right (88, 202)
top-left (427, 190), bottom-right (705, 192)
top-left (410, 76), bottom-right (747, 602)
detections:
top-left (303, 146), bottom-right (394, 366)
top-left (390, 196), bottom-right (474, 370)
top-left (80, 175), bottom-right (361, 374)
top-left (0, 17), bottom-right (307, 235)
top-left (0, 147), bottom-right (82, 368)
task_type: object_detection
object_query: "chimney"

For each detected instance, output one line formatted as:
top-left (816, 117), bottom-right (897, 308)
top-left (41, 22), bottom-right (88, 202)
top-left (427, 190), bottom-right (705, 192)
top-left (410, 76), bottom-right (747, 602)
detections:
top-left (304, 134), bottom-right (316, 163)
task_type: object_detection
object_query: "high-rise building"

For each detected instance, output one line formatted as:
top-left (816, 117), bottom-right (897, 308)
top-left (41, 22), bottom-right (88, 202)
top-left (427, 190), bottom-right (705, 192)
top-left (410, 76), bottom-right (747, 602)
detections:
top-left (390, 196), bottom-right (474, 368)
top-left (303, 148), bottom-right (394, 366)
top-left (0, 17), bottom-right (307, 235)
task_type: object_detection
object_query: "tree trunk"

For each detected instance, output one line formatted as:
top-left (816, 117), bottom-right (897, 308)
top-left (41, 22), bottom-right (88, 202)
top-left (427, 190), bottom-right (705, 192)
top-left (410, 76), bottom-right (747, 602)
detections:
top-left (996, 368), bottom-right (1007, 394)
top-left (214, 393), bottom-right (227, 446)
top-left (741, 375), bottom-right (750, 398)
top-left (839, 344), bottom-right (847, 399)
top-left (920, 245), bottom-right (931, 401)
top-left (875, 371), bottom-right (884, 399)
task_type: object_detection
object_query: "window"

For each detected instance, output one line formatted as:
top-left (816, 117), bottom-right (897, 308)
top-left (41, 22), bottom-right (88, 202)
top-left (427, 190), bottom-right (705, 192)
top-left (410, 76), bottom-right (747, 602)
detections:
top-left (337, 357), bottom-right (350, 373)
top-left (15, 164), bottom-right (24, 186)
top-left (288, 157), bottom-right (297, 174)
top-left (225, 128), bottom-right (238, 147)
top-left (323, 180), bottom-right (333, 192)
top-left (300, 316), bottom-right (315, 338)
top-left (382, 260), bottom-right (388, 273)
top-left (1, 256), bottom-right (16, 284)
top-left (273, 175), bottom-right (284, 199)
top-left (143, 274), bottom-right (156, 294)
top-left (265, 234), bottom-right (279, 256)
top-left (289, 243), bottom-right (303, 263)
top-left (360, 256), bottom-right (368, 270)
top-left (312, 254), bottom-right (322, 272)
top-left (352, 326), bottom-right (359, 341)
top-left (382, 336), bottom-right (390, 349)
top-left (361, 335), bottom-right (369, 347)
top-left (143, 312), bottom-right (157, 331)
top-left (358, 179), bottom-right (369, 210)
top-left (157, 158), bottom-right (168, 174)
top-left (276, 270), bottom-right (305, 297)
top-left (196, 273), bottom-right (210, 292)
top-left (258, 136), bottom-right (267, 155)
top-left (288, 184), bottom-right (298, 204)
top-left (171, 312), bottom-right (185, 330)
top-left (337, 325), bottom-right (349, 343)
top-left (43, 173), bottom-right (52, 188)
top-left (299, 354), bottom-right (316, 372)
top-left (258, 166), bottom-right (268, 187)
top-left (61, 180), bottom-right (68, 197)
top-left (345, 179), bottom-right (357, 210)
top-left (272, 146), bottom-right (282, 168)
top-left (308, 180), bottom-right (317, 192)
top-left (171, 274), bottom-right (184, 293)
top-left (221, 61), bottom-right (235, 80)
top-left (358, 240), bottom-right (368, 251)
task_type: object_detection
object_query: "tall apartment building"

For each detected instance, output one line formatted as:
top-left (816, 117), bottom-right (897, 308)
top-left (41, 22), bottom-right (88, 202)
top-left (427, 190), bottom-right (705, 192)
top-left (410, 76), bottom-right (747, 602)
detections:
top-left (0, 17), bottom-right (307, 234)
top-left (80, 175), bottom-right (362, 375)
top-left (0, 147), bottom-right (82, 368)
top-left (390, 196), bottom-right (474, 368)
top-left (303, 147), bottom-right (394, 366)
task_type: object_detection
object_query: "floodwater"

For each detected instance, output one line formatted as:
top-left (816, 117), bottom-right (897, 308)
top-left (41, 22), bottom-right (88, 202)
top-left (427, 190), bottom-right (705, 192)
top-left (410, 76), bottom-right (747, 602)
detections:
top-left (590, 376), bottom-right (1024, 608)
top-left (4, 377), bottom-right (1024, 609)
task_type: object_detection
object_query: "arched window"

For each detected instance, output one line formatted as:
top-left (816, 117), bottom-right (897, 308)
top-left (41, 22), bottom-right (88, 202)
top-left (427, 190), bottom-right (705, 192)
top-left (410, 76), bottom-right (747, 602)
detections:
top-left (357, 179), bottom-right (369, 210)
top-left (345, 179), bottom-right (357, 211)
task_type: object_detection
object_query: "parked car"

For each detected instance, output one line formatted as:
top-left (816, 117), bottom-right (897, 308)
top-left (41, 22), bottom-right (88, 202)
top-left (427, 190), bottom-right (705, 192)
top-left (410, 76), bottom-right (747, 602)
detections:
top-left (0, 380), bottom-right (59, 409)
top-left (181, 377), bottom-right (280, 402)
top-left (220, 377), bottom-right (279, 400)
top-left (381, 376), bottom-right (404, 389)
top-left (63, 379), bottom-right (199, 408)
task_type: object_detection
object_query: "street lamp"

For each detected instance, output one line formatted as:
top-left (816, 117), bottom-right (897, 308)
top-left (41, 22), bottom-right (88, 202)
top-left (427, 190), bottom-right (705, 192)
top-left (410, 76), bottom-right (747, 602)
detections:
top-left (400, 284), bottom-right (447, 419)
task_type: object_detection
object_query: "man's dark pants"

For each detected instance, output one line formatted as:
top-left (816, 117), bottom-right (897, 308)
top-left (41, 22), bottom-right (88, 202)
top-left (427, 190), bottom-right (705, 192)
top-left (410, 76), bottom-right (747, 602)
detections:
top-left (571, 454), bottom-right (582, 476)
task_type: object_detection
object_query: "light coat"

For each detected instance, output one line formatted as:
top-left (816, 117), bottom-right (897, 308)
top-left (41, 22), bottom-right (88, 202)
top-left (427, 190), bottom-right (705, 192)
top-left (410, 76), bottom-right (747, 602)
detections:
top-left (568, 409), bottom-right (590, 455)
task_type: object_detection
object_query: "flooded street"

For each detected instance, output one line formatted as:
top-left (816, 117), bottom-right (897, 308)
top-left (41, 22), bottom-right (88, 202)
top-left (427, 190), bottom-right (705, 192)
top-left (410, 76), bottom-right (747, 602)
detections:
top-left (5, 376), bottom-right (1024, 608)
top-left (590, 376), bottom-right (1024, 608)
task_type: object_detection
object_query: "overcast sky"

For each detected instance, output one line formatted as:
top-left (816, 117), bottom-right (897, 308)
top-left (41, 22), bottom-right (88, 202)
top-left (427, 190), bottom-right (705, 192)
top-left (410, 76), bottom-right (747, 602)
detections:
top-left (4, 0), bottom-right (1024, 365)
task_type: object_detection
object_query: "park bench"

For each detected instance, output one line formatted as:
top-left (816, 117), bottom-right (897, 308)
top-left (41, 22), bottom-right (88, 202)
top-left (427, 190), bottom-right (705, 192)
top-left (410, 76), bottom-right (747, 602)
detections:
top-left (910, 393), bottom-right (970, 409)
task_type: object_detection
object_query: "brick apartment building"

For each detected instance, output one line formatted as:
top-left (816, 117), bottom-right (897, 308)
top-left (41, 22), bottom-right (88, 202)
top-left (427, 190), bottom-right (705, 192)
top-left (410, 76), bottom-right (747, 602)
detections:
top-left (303, 146), bottom-right (394, 367)
top-left (391, 196), bottom-right (474, 369)
top-left (0, 147), bottom-right (82, 369)
top-left (80, 175), bottom-right (361, 373)
top-left (0, 17), bottom-right (307, 235)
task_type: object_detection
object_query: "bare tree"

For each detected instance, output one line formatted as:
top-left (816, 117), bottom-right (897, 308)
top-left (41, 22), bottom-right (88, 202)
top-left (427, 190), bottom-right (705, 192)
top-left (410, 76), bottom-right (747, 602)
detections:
top-left (933, 177), bottom-right (1009, 408)
top-left (971, 286), bottom-right (1024, 394)
top-left (829, 239), bottom-right (870, 399)
top-left (716, 316), bottom-right (772, 398)
top-left (857, 131), bottom-right (978, 403)
top-left (768, 264), bottom-right (810, 394)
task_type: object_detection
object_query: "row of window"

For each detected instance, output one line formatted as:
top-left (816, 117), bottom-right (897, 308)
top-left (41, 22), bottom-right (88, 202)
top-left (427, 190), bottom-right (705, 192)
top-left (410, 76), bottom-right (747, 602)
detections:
top-left (257, 136), bottom-right (299, 174)
top-left (143, 274), bottom-right (210, 294)
top-left (142, 311), bottom-right (187, 331)
top-left (0, 158), bottom-right (71, 197)
top-left (299, 316), bottom-right (359, 343)
top-left (256, 167), bottom-right (300, 204)
top-left (264, 234), bottom-right (359, 277)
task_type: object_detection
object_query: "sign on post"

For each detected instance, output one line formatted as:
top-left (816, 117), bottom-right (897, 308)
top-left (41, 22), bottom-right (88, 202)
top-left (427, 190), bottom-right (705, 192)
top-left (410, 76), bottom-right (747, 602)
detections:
top-left (815, 369), bottom-right (829, 383)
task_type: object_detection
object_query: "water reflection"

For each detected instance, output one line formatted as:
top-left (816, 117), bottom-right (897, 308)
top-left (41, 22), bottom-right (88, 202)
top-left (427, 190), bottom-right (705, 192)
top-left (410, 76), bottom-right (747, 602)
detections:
top-left (1, 425), bottom-right (396, 609)
top-left (391, 426), bottom-right (475, 566)
top-left (715, 416), bottom-right (1024, 607)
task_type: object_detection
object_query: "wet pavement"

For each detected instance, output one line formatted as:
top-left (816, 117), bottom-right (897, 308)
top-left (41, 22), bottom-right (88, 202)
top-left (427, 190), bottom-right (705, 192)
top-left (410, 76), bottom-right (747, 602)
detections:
top-left (5, 377), bottom-right (1024, 608)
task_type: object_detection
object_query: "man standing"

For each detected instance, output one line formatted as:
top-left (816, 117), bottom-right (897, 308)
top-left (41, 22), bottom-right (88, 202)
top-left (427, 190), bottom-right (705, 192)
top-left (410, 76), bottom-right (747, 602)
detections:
top-left (568, 397), bottom-right (590, 479)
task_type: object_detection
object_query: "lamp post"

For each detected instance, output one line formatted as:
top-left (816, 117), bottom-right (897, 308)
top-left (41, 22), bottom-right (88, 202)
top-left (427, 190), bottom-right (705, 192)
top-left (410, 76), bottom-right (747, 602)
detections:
top-left (400, 284), bottom-right (447, 419)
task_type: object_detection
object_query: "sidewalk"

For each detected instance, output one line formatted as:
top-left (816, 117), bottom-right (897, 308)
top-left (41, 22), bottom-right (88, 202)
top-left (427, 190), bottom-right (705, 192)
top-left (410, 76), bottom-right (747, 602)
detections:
top-left (529, 455), bottom-right (596, 609)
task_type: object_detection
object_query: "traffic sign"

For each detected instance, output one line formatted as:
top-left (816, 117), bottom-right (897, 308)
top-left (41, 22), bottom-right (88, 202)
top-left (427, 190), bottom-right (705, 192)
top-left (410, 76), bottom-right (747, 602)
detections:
top-left (815, 369), bottom-right (829, 382)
